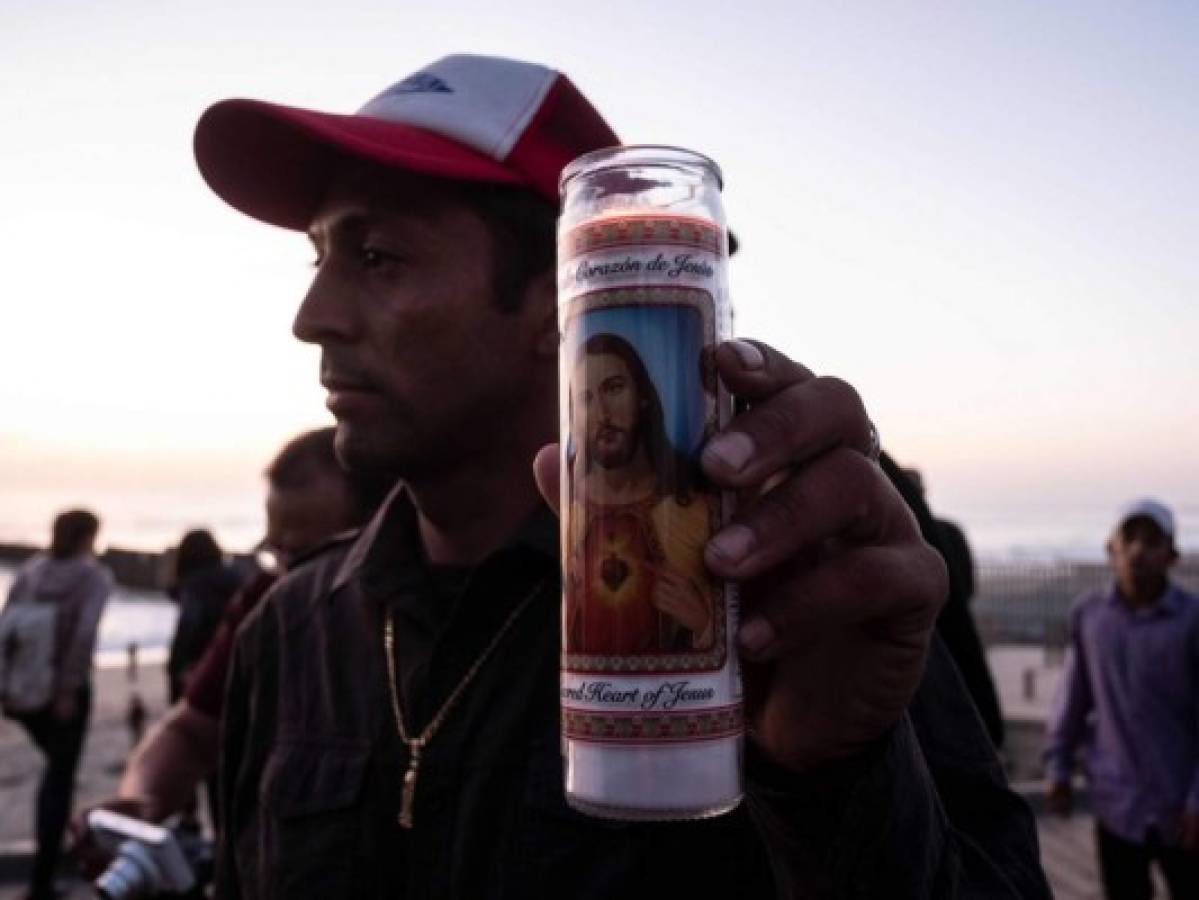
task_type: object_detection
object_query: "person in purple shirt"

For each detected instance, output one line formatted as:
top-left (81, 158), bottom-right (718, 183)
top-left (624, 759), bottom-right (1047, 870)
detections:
top-left (1045, 498), bottom-right (1199, 899)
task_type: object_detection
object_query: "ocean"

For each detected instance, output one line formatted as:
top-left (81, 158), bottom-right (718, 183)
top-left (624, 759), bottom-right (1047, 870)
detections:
top-left (4, 487), bottom-right (1196, 563)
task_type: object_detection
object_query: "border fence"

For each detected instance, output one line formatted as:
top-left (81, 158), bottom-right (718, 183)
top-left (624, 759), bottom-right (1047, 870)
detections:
top-left (974, 555), bottom-right (1199, 648)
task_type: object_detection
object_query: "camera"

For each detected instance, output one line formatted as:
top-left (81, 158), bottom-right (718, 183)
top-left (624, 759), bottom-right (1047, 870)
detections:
top-left (86, 809), bottom-right (211, 899)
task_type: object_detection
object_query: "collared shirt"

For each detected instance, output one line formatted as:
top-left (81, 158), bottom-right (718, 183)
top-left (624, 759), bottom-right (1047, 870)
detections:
top-left (1045, 581), bottom-right (1199, 844)
top-left (218, 488), bottom-right (1049, 899)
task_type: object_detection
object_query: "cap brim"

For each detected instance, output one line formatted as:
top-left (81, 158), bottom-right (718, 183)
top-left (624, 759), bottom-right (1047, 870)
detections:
top-left (194, 99), bottom-right (528, 231)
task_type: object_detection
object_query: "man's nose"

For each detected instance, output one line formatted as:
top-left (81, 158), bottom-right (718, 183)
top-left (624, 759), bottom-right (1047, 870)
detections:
top-left (293, 267), bottom-right (358, 345)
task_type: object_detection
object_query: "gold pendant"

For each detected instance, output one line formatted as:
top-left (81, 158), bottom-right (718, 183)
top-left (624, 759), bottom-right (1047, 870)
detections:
top-left (399, 742), bottom-right (422, 829)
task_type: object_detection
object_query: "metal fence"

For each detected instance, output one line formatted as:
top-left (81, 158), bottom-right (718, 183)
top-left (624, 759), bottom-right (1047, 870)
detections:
top-left (974, 555), bottom-right (1199, 647)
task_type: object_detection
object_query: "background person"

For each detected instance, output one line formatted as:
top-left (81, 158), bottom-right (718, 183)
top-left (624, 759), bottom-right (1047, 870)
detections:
top-left (3, 509), bottom-right (112, 900)
top-left (165, 528), bottom-right (240, 704)
top-left (898, 465), bottom-right (1004, 748)
top-left (164, 527), bottom-right (241, 828)
top-left (1045, 498), bottom-right (1199, 899)
top-left (71, 427), bottom-right (391, 868)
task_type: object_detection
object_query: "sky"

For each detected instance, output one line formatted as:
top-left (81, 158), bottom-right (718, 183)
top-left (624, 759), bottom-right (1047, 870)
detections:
top-left (1, 1), bottom-right (1197, 556)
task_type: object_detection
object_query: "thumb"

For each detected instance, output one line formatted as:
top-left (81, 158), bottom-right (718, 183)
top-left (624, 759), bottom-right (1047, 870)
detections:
top-left (532, 444), bottom-right (562, 518)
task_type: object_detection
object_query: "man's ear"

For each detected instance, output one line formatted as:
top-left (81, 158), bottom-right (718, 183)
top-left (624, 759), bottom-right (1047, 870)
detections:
top-left (522, 270), bottom-right (559, 359)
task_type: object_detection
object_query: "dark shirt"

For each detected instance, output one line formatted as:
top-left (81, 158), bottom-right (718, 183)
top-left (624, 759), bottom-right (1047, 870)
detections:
top-left (185, 571), bottom-right (277, 719)
top-left (1045, 582), bottom-right (1199, 844)
top-left (167, 561), bottom-right (242, 696)
top-left (936, 519), bottom-right (976, 602)
top-left (219, 489), bottom-right (1049, 899)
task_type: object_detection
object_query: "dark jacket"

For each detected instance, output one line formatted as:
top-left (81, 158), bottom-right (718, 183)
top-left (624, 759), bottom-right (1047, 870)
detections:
top-left (167, 561), bottom-right (241, 696)
top-left (881, 456), bottom-right (1005, 748)
top-left (218, 490), bottom-right (1049, 899)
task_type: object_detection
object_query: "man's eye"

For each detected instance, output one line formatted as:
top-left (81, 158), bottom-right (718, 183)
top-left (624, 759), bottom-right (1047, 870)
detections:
top-left (361, 246), bottom-right (399, 269)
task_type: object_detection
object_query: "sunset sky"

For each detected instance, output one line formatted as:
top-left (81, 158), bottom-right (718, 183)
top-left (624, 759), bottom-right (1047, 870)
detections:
top-left (2, 1), bottom-right (1196, 555)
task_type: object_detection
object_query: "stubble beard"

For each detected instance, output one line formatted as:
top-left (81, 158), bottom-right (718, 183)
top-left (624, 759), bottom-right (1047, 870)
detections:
top-left (591, 426), bottom-right (640, 471)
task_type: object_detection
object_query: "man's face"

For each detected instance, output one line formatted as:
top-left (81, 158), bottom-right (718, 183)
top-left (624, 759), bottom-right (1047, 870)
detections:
top-left (1108, 516), bottom-right (1176, 598)
top-left (294, 166), bottom-right (546, 477)
top-left (264, 471), bottom-right (358, 571)
top-left (572, 351), bottom-right (643, 470)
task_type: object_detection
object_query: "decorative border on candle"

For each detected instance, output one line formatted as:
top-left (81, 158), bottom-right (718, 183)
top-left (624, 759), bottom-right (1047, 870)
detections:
top-left (562, 704), bottom-right (742, 743)
top-left (562, 214), bottom-right (724, 259)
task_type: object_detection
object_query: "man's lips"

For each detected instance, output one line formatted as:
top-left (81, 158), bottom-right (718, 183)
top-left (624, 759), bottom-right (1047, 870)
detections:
top-left (597, 426), bottom-right (624, 444)
top-left (322, 377), bottom-right (383, 415)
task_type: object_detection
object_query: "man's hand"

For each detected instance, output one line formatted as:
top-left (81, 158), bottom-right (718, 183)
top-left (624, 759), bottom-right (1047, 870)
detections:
top-left (1180, 810), bottom-right (1199, 854)
top-left (1045, 780), bottom-right (1073, 817)
top-left (534, 338), bottom-right (947, 773)
top-left (68, 798), bottom-right (157, 879)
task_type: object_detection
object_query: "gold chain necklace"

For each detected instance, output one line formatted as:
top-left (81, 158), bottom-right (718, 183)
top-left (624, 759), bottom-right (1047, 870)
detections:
top-left (382, 580), bottom-right (544, 829)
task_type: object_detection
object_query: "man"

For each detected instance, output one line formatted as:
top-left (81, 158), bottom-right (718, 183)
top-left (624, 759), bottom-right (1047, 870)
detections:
top-left (88, 428), bottom-right (388, 825)
top-left (194, 54), bottom-right (1048, 897)
top-left (566, 333), bottom-right (713, 653)
top-left (2, 510), bottom-right (112, 900)
top-left (1045, 499), bottom-right (1199, 898)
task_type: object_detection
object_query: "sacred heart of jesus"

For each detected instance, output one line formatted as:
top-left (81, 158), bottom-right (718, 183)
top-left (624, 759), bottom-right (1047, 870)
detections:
top-left (576, 509), bottom-right (660, 654)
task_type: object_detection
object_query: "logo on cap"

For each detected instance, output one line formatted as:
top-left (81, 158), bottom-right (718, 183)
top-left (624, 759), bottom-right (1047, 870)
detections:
top-left (386, 73), bottom-right (454, 96)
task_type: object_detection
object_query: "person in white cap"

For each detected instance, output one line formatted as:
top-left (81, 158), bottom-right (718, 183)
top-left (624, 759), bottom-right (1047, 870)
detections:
top-left (1046, 499), bottom-right (1199, 898)
top-left (194, 54), bottom-right (1047, 898)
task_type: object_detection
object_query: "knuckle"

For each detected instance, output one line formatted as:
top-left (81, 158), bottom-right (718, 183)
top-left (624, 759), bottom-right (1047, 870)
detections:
top-left (898, 542), bottom-right (949, 621)
top-left (815, 376), bottom-right (872, 446)
top-left (751, 480), bottom-right (809, 540)
top-left (922, 543), bottom-right (951, 612)
top-left (826, 447), bottom-right (878, 521)
top-left (746, 400), bottom-right (799, 453)
top-left (814, 375), bottom-right (864, 417)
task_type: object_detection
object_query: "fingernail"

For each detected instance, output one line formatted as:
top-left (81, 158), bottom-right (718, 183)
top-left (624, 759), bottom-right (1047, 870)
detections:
top-left (703, 432), bottom-right (755, 472)
top-left (708, 524), bottom-right (755, 564)
top-left (738, 616), bottom-right (776, 655)
top-left (727, 340), bottom-right (764, 371)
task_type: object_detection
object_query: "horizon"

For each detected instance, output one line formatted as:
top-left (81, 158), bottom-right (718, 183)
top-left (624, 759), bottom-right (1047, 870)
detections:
top-left (3, 2), bottom-right (1197, 559)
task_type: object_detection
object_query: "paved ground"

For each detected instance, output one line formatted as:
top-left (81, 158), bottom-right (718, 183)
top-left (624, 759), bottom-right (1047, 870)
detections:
top-left (0, 663), bottom-right (169, 899)
top-left (1040, 813), bottom-right (1103, 898)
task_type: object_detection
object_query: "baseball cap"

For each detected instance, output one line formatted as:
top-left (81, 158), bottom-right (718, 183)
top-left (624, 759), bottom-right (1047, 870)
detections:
top-left (193, 54), bottom-right (619, 231)
top-left (1115, 498), bottom-right (1176, 541)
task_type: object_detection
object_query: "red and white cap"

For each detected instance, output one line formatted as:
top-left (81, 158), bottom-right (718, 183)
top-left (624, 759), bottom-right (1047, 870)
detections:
top-left (194, 54), bottom-right (619, 229)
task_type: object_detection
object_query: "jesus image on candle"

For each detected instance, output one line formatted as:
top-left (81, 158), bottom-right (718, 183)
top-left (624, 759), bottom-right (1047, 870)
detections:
top-left (564, 331), bottom-right (716, 657)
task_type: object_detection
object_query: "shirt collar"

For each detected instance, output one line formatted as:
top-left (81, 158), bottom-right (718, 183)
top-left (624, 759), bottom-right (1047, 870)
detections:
top-left (1106, 579), bottom-right (1182, 617)
top-left (332, 484), bottom-right (559, 595)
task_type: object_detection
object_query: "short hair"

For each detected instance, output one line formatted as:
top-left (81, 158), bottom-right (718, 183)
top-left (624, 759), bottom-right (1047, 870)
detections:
top-left (265, 427), bottom-right (392, 523)
top-left (49, 509), bottom-right (100, 560)
top-left (456, 183), bottom-right (557, 313)
top-left (173, 529), bottom-right (223, 582)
